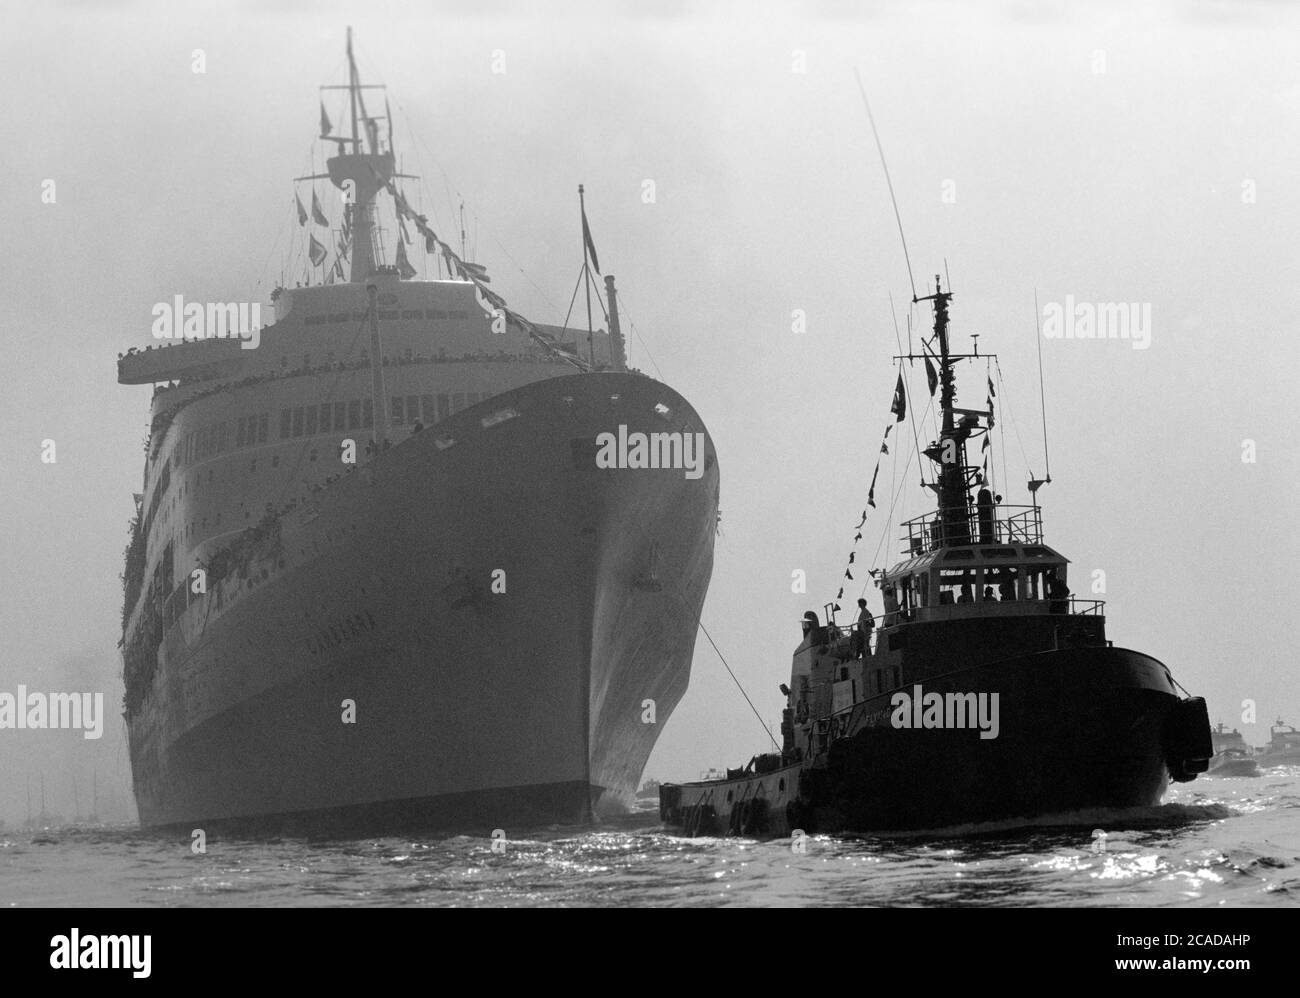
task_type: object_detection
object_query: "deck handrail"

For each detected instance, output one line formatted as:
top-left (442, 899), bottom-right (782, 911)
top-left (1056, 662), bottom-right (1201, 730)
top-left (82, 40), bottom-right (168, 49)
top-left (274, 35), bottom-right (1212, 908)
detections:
top-left (806, 595), bottom-right (1105, 638)
top-left (899, 504), bottom-right (1044, 554)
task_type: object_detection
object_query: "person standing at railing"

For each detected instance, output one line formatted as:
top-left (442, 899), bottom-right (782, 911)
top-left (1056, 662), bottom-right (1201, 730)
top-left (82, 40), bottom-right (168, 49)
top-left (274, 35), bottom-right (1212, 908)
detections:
top-left (850, 598), bottom-right (875, 659)
top-left (1048, 573), bottom-right (1070, 614)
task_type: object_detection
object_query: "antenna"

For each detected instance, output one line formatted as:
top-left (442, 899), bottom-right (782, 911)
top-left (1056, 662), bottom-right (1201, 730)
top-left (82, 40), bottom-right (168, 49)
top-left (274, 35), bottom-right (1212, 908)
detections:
top-left (1033, 288), bottom-right (1052, 488)
top-left (854, 68), bottom-right (917, 302)
top-left (579, 184), bottom-right (595, 366)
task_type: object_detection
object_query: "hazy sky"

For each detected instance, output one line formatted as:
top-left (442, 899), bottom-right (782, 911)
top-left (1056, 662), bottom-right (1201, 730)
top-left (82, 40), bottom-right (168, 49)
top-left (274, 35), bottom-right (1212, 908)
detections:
top-left (1, 0), bottom-right (1297, 823)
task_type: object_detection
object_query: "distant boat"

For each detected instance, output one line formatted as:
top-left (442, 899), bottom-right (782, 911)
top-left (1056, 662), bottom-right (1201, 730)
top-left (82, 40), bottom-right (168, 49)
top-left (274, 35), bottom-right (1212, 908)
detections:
top-left (1206, 723), bottom-right (1259, 777)
top-left (1257, 719), bottom-right (1300, 769)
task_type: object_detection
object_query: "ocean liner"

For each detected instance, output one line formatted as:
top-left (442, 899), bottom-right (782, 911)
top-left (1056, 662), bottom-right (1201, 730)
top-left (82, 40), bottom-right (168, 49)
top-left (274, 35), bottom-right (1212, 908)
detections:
top-left (661, 275), bottom-right (1211, 836)
top-left (119, 32), bottom-right (719, 831)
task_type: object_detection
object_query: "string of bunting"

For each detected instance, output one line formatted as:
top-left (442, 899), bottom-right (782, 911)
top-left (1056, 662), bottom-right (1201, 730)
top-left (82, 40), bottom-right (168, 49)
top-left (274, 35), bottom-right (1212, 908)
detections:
top-left (382, 176), bottom-right (591, 372)
top-left (832, 367), bottom-right (908, 611)
top-left (980, 370), bottom-right (996, 487)
top-left (831, 357), bottom-right (1002, 612)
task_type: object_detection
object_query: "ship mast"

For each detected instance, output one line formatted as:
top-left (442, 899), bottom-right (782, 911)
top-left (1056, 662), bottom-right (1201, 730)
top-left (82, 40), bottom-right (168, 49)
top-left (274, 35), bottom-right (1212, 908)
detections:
top-left (319, 27), bottom-right (394, 283)
top-left (915, 273), bottom-right (972, 547)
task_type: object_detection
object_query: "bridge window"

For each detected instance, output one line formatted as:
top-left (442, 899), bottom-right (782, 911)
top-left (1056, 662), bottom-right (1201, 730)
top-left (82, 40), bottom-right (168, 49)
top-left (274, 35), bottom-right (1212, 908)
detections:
top-left (437, 394), bottom-right (450, 421)
top-left (292, 407), bottom-right (305, 438)
top-left (348, 400), bottom-right (361, 430)
top-left (334, 402), bottom-right (346, 431)
top-left (305, 405), bottom-right (318, 436)
top-left (421, 394), bottom-right (436, 423)
top-left (407, 395), bottom-right (419, 423)
top-left (319, 403), bottom-right (332, 433)
top-left (452, 393), bottom-right (466, 413)
top-left (362, 399), bottom-right (373, 428)
top-left (392, 397), bottom-right (405, 425)
top-left (280, 409), bottom-right (292, 439)
top-left (985, 565), bottom-right (1020, 600)
top-left (257, 414), bottom-right (268, 443)
top-left (939, 569), bottom-right (977, 605)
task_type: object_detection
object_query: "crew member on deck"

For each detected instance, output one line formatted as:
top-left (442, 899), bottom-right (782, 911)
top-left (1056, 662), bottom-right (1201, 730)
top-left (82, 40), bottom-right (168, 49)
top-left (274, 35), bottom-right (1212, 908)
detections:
top-left (882, 587), bottom-right (899, 622)
top-left (851, 598), bottom-right (875, 658)
top-left (1048, 573), bottom-right (1070, 614)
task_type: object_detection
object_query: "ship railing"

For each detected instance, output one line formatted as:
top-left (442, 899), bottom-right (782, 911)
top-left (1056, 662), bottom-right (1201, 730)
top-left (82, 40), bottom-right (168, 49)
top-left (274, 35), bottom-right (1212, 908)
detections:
top-left (865, 597), bottom-right (1104, 628)
top-left (808, 594), bottom-right (1102, 647)
top-left (900, 504), bottom-right (1044, 555)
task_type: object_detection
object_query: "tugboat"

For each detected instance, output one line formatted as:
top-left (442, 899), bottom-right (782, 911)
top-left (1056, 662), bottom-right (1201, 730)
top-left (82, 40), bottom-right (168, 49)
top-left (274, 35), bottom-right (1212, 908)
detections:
top-left (1207, 723), bottom-right (1259, 777)
top-left (661, 275), bottom-right (1212, 835)
top-left (1257, 719), bottom-right (1300, 768)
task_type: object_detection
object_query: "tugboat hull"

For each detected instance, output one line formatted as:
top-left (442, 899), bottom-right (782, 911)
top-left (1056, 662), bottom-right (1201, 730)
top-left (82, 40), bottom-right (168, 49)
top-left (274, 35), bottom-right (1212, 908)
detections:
top-left (663, 647), bottom-right (1207, 835)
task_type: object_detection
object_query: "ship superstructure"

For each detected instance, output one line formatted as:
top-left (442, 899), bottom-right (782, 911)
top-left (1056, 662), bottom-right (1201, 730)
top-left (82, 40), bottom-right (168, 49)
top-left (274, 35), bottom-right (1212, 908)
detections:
top-left (1258, 720), bottom-right (1300, 769)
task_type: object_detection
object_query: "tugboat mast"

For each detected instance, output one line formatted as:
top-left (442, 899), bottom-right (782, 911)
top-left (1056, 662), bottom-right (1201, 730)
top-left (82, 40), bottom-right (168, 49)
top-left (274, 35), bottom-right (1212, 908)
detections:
top-left (915, 273), bottom-right (972, 547)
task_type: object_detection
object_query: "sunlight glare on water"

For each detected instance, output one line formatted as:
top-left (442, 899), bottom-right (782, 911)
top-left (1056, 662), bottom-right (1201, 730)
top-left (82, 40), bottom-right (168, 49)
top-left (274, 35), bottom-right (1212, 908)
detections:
top-left (2, 771), bottom-right (1297, 907)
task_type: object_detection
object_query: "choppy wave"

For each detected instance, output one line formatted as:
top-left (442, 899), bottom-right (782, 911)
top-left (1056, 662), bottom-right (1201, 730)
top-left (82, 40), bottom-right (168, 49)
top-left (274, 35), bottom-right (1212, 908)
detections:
top-left (1, 775), bottom-right (1296, 907)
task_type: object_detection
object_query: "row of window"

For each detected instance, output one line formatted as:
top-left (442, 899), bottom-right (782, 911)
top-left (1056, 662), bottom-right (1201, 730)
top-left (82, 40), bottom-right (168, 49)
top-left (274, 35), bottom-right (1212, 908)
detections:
top-left (277, 393), bottom-right (488, 440)
top-left (303, 308), bottom-right (473, 327)
top-left (168, 391), bottom-right (491, 477)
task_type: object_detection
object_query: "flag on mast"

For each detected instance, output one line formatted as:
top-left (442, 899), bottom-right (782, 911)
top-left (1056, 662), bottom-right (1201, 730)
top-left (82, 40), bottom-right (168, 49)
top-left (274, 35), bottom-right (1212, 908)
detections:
top-left (308, 235), bottom-right (327, 267)
top-left (890, 372), bottom-right (907, 422)
top-left (580, 190), bottom-right (600, 274)
top-left (311, 191), bottom-right (329, 227)
top-left (295, 192), bottom-right (308, 226)
top-left (320, 101), bottom-right (332, 136)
